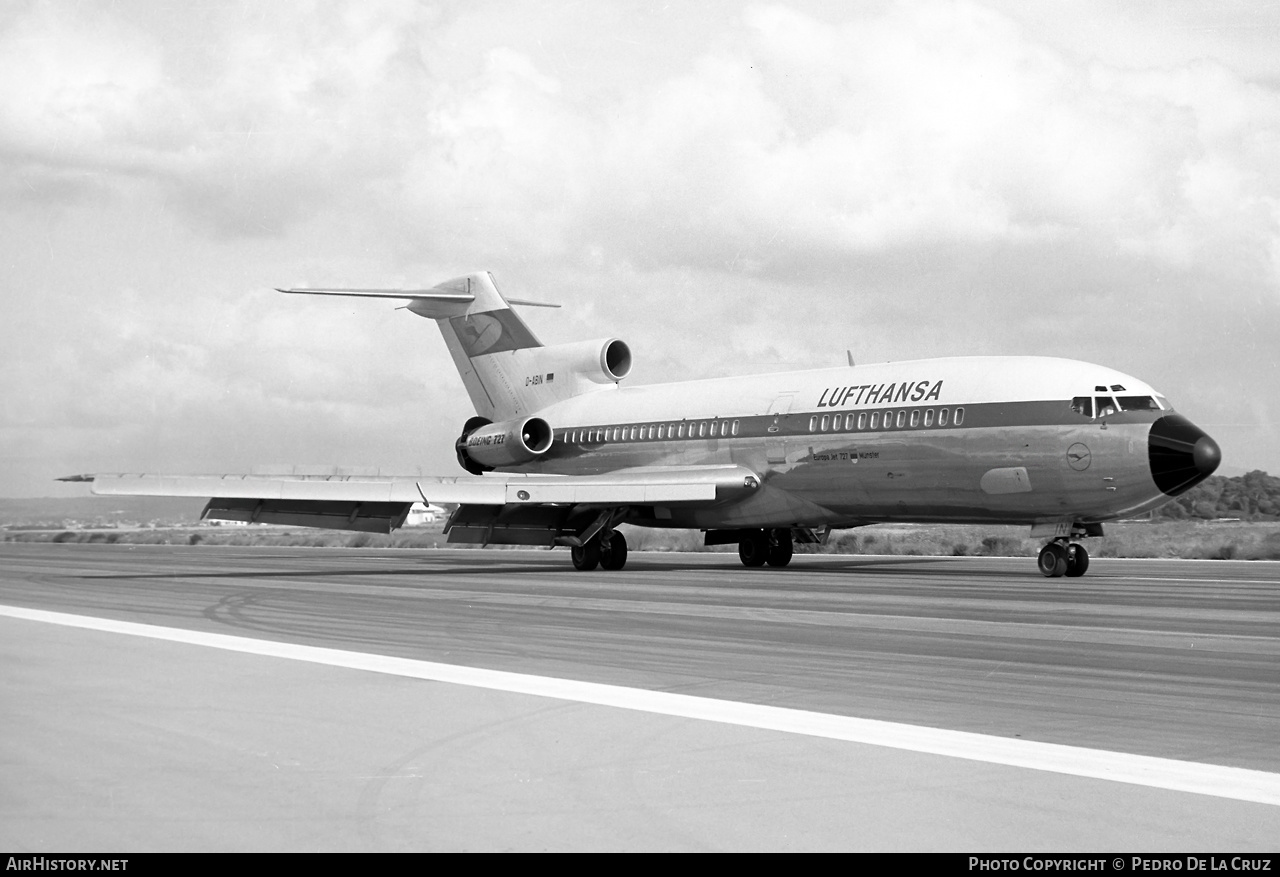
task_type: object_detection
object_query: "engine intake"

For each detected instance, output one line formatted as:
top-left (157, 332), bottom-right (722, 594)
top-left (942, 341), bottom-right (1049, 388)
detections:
top-left (456, 416), bottom-right (553, 473)
top-left (600, 338), bottom-right (632, 382)
top-left (534, 337), bottom-right (631, 385)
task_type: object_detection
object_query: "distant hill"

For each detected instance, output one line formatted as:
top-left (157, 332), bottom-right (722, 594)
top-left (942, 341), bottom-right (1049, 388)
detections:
top-left (1152, 470), bottom-right (1280, 520)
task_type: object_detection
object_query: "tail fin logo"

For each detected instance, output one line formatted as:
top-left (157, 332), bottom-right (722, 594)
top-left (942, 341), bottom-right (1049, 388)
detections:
top-left (455, 313), bottom-right (503, 355)
top-left (449, 310), bottom-right (541, 357)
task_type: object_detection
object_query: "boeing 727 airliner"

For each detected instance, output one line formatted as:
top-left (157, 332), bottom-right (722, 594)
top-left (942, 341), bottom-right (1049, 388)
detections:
top-left (64, 272), bottom-right (1222, 577)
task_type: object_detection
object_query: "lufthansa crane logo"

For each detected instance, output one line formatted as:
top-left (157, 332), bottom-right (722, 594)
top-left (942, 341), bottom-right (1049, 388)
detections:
top-left (456, 313), bottom-right (504, 356)
top-left (1067, 442), bottom-right (1092, 471)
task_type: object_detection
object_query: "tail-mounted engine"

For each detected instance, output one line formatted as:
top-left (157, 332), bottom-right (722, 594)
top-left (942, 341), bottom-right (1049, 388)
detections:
top-left (587, 338), bottom-right (632, 384)
top-left (534, 337), bottom-right (632, 386)
top-left (455, 415), bottom-right (554, 474)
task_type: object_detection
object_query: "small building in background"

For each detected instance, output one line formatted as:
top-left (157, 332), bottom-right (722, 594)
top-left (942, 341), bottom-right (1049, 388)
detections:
top-left (405, 503), bottom-right (448, 526)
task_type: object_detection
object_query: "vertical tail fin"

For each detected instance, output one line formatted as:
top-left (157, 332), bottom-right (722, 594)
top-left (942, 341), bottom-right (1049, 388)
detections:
top-left (280, 272), bottom-right (623, 421)
top-left (412, 273), bottom-right (629, 420)
top-left (418, 273), bottom-right (547, 421)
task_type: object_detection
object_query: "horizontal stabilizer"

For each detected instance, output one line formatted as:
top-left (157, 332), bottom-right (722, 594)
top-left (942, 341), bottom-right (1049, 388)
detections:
top-left (277, 287), bottom-right (475, 303)
top-left (277, 287), bottom-right (559, 308)
top-left (504, 298), bottom-right (561, 308)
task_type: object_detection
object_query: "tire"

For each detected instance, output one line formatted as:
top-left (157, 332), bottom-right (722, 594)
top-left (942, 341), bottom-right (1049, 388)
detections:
top-left (1037, 543), bottom-right (1067, 578)
top-left (766, 529), bottom-right (793, 567)
top-left (739, 531), bottom-right (768, 567)
top-left (1064, 543), bottom-right (1090, 577)
top-left (571, 541), bottom-right (601, 571)
top-left (600, 531), bottom-right (628, 571)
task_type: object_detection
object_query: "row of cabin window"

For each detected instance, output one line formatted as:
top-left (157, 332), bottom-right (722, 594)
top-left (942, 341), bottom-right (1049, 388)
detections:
top-left (809, 407), bottom-right (966, 433)
top-left (560, 420), bottom-right (741, 444)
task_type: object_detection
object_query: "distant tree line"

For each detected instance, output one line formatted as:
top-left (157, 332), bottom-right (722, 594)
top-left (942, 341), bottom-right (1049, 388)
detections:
top-left (1153, 470), bottom-right (1280, 520)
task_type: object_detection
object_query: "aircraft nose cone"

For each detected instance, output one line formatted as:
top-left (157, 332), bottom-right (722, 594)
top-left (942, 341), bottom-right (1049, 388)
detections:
top-left (1193, 434), bottom-right (1222, 477)
top-left (1148, 414), bottom-right (1221, 496)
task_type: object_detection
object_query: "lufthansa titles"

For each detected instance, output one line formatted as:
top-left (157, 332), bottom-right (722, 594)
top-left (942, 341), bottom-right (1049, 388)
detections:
top-left (817, 380), bottom-right (944, 409)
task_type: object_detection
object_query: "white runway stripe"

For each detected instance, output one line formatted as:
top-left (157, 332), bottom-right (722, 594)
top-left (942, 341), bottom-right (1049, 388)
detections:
top-left (5, 603), bottom-right (1279, 807)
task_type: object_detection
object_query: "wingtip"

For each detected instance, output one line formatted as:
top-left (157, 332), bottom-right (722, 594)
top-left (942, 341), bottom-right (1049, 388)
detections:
top-left (56, 474), bottom-right (95, 482)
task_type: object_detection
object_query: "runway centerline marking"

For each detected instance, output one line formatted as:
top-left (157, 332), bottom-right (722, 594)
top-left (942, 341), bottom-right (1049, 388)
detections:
top-left (4, 603), bottom-right (1279, 807)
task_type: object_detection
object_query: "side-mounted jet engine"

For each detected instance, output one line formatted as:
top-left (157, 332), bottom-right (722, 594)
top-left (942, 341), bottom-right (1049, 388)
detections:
top-left (455, 415), bottom-right (553, 474)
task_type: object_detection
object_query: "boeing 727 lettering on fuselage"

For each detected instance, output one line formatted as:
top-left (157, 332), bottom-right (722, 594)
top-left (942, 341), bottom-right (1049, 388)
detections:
top-left (64, 272), bottom-right (1222, 577)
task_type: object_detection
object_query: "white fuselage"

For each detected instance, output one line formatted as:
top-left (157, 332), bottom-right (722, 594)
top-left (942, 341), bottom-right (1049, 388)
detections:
top-left (497, 356), bottom-right (1182, 530)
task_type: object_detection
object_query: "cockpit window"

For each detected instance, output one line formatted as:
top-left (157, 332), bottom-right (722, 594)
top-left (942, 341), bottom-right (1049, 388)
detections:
top-left (1116, 395), bottom-right (1160, 412)
top-left (1077, 390), bottom-right (1157, 418)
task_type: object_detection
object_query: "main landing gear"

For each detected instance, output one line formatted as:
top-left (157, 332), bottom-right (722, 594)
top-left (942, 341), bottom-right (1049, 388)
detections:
top-left (1037, 540), bottom-right (1089, 578)
top-left (570, 530), bottom-right (628, 572)
top-left (738, 528), bottom-right (794, 568)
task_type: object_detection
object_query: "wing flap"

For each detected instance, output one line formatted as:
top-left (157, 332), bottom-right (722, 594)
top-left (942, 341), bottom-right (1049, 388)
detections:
top-left (202, 498), bottom-right (410, 534)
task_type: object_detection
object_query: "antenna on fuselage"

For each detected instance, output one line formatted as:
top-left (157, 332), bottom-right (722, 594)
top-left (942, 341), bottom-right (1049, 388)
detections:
top-left (846, 350), bottom-right (855, 367)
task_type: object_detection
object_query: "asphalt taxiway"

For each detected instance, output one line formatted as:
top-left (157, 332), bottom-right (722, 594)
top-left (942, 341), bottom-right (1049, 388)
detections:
top-left (1, 543), bottom-right (1277, 851)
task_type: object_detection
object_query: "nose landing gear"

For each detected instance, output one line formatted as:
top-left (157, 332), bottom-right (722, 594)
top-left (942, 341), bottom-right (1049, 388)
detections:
top-left (1037, 540), bottom-right (1090, 578)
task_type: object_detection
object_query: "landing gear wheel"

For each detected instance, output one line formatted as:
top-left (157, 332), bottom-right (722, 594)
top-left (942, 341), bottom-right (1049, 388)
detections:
top-left (738, 531), bottom-right (769, 568)
top-left (571, 540), bottom-right (601, 572)
top-left (766, 529), bottom-right (794, 567)
top-left (600, 531), bottom-right (628, 571)
top-left (1037, 543), bottom-right (1068, 578)
top-left (1064, 542), bottom-right (1089, 578)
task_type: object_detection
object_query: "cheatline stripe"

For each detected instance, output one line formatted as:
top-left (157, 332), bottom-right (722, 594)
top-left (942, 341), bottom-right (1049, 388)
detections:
top-left (4, 604), bottom-right (1278, 807)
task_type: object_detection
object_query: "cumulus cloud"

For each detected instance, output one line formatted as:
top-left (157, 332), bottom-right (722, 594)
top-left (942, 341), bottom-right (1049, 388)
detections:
top-left (0, 6), bottom-right (163, 162)
top-left (0, 1), bottom-right (434, 232)
top-left (4, 0), bottom-right (1276, 283)
top-left (3, 0), bottom-right (1280, 493)
top-left (566, 2), bottom-right (1279, 289)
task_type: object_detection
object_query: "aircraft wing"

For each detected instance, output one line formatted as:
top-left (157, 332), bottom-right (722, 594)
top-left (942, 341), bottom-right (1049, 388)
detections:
top-left (60, 467), bottom-right (760, 535)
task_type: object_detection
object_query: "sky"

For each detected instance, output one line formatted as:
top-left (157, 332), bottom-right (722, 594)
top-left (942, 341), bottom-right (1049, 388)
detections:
top-left (2, 0), bottom-right (1279, 496)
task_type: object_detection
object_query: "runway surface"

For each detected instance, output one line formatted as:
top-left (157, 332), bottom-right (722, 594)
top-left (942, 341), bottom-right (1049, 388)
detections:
top-left (2, 543), bottom-right (1278, 851)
